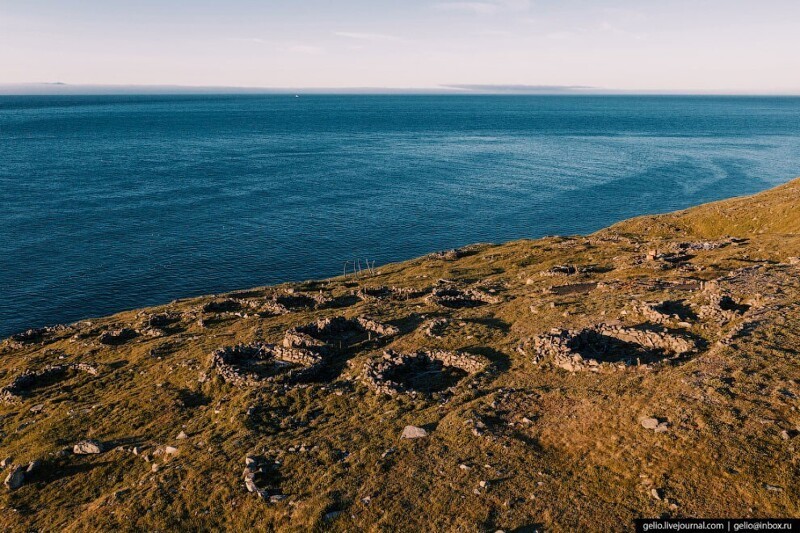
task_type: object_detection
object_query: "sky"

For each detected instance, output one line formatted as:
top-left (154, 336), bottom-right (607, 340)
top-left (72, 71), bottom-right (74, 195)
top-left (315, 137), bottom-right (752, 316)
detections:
top-left (1, 0), bottom-right (799, 93)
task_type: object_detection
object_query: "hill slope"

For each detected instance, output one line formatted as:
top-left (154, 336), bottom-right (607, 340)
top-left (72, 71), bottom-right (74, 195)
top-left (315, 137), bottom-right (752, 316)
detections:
top-left (2, 179), bottom-right (800, 532)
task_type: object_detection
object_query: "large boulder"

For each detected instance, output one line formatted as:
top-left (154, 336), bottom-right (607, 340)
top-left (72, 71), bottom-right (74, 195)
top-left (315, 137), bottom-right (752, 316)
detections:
top-left (73, 439), bottom-right (105, 454)
top-left (401, 425), bottom-right (428, 439)
top-left (4, 466), bottom-right (25, 490)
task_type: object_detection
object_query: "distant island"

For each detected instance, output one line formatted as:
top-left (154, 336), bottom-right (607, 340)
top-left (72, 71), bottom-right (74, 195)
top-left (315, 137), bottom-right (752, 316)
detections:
top-left (2, 178), bottom-right (799, 530)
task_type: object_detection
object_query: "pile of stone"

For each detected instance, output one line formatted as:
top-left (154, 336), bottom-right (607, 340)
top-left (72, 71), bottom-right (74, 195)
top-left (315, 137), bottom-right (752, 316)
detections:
top-left (539, 264), bottom-right (606, 278)
top-left (266, 291), bottom-right (333, 314)
top-left (7, 325), bottom-right (69, 348)
top-left (283, 316), bottom-right (399, 354)
top-left (209, 342), bottom-right (322, 386)
top-left (672, 238), bottom-right (744, 252)
top-left (243, 455), bottom-right (286, 503)
top-left (539, 265), bottom-right (580, 277)
top-left (356, 285), bottom-right (424, 301)
top-left (1, 363), bottom-right (99, 403)
top-left (136, 312), bottom-right (179, 337)
top-left (98, 327), bottom-right (138, 345)
top-left (423, 318), bottom-right (449, 338)
top-left (429, 248), bottom-right (469, 261)
top-left (202, 298), bottom-right (242, 313)
top-left (639, 250), bottom-right (694, 270)
top-left (524, 323), bottom-right (698, 371)
top-left (4, 459), bottom-right (45, 491)
top-left (697, 293), bottom-right (749, 324)
top-left (427, 286), bottom-right (501, 308)
top-left (632, 300), bottom-right (695, 324)
top-left (361, 349), bottom-right (488, 396)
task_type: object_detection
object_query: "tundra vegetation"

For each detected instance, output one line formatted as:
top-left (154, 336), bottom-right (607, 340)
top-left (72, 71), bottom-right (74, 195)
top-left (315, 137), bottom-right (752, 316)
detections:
top-left (2, 179), bottom-right (800, 531)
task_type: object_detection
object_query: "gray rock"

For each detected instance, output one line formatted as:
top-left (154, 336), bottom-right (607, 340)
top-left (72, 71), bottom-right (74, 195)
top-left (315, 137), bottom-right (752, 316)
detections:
top-left (176, 431), bottom-right (188, 440)
top-left (640, 417), bottom-right (660, 430)
top-left (4, 466), bottom-right (25, 490)
top-left (269, 494), bottom-right (287, 503)
top-left (401, 425), bottom-right (428, 439)
top-left (73, 439), bottom-right (105, 454)
top-left (0, 457), bottom-right (12, 468)
top-left (26, 460), bottom-right (42, 474)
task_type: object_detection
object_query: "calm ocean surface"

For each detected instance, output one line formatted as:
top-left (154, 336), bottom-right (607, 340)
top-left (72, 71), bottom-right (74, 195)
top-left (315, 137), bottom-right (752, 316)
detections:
top-left (1, 95), bottom-right (799, 337)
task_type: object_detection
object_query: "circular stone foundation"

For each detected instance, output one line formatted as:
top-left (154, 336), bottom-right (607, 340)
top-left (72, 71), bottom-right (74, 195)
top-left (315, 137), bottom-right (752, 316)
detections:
top-left (209, 342), bottom-right (322, 386)
top-left (361, 349), bottom-right (488, 396)
top-left (526, 323), bottom-right (698, 371)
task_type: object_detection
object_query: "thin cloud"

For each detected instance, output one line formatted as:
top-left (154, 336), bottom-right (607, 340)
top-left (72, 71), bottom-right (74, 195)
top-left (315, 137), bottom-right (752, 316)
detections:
top-left (228, 37), bottom-right (267, 44)
top-left (334, 31), bottom-right (400, 42)
top-left (433, 0), bottom-right (530, 15)
top-left (282, 43), bottom-right (325, 54)
top-left (434, 2), bottom-right (499, 14)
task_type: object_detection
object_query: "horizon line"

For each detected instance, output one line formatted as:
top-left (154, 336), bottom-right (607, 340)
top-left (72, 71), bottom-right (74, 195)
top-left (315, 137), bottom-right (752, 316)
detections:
top-left (1, 83), bottom-right (799, 97)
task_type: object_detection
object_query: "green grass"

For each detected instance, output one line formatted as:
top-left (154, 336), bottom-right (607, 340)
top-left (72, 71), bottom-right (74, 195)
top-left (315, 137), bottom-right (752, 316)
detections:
top-left (2, 178), bottom-right (800, 532)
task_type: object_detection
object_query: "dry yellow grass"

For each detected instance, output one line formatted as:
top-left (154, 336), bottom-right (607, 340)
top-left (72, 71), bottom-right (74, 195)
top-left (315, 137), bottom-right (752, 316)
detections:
top-left (2, 178), bottom-right (800, 532)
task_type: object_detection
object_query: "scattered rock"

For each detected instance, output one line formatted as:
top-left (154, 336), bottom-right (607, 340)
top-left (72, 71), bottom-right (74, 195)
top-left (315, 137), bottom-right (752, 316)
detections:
top-left (98, 328), bottom-right (137, 345)
top-left (427, 285), bottom-right (500, 308)
top-left (4, 466), bottom-right (25, 490)
top-left (176, 431), bottom-right (188, 440)
top-left (73, 440), bottom-right (105, 455)
top-left (7, 325), bottom-right (69, 348)
top-left (401, 425), bottom-right (428, 439)
top-left (641, 417), bottom-right (660, 430)
top-left (357, 286), bottom-right (424, 301)
top-left (423, 318), bottom-right (449, 338)
top-left (26, 460), bottom-right (42, 474)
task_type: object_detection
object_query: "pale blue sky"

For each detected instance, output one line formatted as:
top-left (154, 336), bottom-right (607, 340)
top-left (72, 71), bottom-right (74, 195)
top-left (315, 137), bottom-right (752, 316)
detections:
top-left (1, 0), bottom-right (798, 92)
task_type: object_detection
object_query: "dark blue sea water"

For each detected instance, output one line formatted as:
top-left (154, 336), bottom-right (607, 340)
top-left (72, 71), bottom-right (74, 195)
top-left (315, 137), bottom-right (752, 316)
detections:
top-left (2, 95), bottom-right (800, 337)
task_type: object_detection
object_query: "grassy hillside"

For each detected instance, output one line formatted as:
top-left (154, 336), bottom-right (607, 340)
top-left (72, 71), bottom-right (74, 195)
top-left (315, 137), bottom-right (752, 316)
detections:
top-left (2, 178), bottom-right (799, 532)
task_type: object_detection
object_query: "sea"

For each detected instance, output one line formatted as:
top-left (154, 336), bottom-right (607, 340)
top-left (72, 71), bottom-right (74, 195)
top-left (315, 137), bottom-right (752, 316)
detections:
top-left (2, 94), bottom-right (799, 337)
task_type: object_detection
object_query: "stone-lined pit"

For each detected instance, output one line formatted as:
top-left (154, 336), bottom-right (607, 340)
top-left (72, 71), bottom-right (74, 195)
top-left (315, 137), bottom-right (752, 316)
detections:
top-left (283, 316), bottom-right (399, 354)
top-left (525, 323), bottom-right (699, 371)
top-left (361, 349), bottom-right (489, 396)
top-left (1, 363), bottom-right (99, 403)
top-left (209, 342), bottom-right (322, 386)
top-left (427, 286), bottom-right (501, 308)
